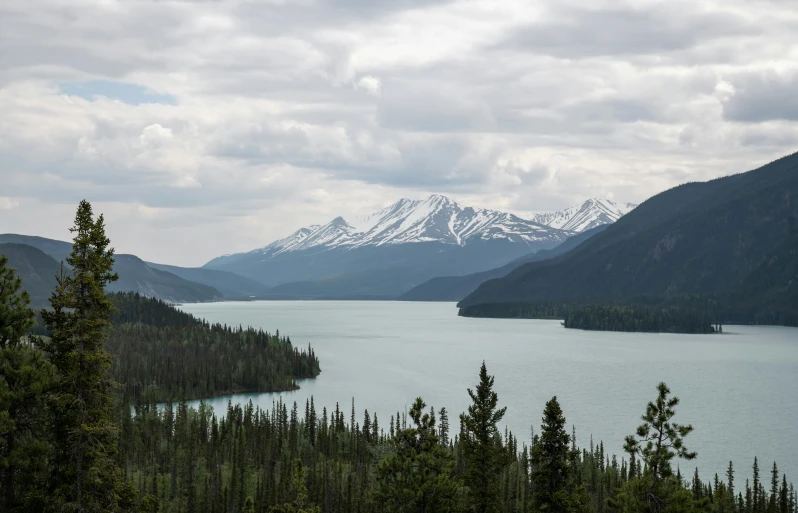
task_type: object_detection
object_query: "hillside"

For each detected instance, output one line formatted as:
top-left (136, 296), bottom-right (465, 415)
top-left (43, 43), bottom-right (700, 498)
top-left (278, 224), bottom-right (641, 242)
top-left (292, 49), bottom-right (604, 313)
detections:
top-left (146, 262), bottom-right (271, 298)
top-left (0, 243), bottom-right (61, 306)
top-left (459, 152), bottom-right (798, 319)
top-left (0, 235), bottom-right (223, 304)
top-left (399, 225), bottom-right (608, 302)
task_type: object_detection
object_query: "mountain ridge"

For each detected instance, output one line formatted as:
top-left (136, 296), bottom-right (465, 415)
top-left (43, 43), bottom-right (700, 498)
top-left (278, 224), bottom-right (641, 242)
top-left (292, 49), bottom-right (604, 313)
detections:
top-left (399, 225), bottom-right (609, 302)
top-left (0, 234), bottom-right (224, 304)
top-left (458, 152), bottom-right (798, 319)
top-left (203, 195), bottom-right (637, 299)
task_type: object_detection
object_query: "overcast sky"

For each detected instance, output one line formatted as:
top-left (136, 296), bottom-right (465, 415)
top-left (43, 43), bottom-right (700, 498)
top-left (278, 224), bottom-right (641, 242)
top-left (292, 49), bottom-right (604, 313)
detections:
top-left (1, 0), bottom-right (797, 266)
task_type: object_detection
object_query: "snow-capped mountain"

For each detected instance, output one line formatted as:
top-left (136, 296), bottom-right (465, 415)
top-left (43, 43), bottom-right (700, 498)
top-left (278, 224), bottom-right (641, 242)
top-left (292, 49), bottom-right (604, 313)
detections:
top-left (204, 195), bottom-right (634, 299)
top-left (530, 199), bottom-right (637, 232)
top-left (252, 194), bottom-right (566, 258)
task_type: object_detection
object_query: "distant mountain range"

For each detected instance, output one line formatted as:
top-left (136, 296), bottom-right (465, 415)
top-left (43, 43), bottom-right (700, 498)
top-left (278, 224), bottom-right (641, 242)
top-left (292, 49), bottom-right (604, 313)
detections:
top-left (1, 196), bottom-right (638, 303)
top-left (0, 235), bottom-right (249, 305)
top-left (458, 152), bottom-right (798, 325)
top-left (399, 225), bottom-right (609, 302)
top-left (203, 195), bottom-right (633, 299)
top-left (528, 198), bottom-right (637, 232)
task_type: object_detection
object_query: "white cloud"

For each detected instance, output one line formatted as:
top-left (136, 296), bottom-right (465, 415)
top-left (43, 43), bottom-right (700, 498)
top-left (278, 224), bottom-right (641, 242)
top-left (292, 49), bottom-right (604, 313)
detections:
top-left (0, 0), bottom-right (796, 265)
top-left (0, 197), bottom-right (20, 210)
top-left (356, 75), bottom-right (382, 96)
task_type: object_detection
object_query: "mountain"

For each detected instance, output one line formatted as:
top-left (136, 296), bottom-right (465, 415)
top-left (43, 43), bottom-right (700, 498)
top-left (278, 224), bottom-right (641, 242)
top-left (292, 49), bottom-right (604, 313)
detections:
top-left (529, 198), bottom-right (637, 232)
top-left (145, 263), bottom-right (272, 299)
top-left (0, 235), bottom-right (223, 304)
top-left (1, 243), bottom-right (61, 306)
top-left (204, 194), bottom-right (574, 298)
top-left (399, 225), bottom-right (608, 302)
top-left (458, 152), bottom-right (798, 316)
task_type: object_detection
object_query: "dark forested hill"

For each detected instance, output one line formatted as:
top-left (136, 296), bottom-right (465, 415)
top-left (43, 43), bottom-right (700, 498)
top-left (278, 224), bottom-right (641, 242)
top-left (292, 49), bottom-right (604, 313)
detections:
top-left (459, 152), bottom-right (798, 320)
top-left (0, 235), bottom-right (223, 304)
top-left (105, 293), bottom-right (320, 401)
top-left (399, 225), bottom-right (608, 302)
top-left (0, 243), bottom-right (60, 306)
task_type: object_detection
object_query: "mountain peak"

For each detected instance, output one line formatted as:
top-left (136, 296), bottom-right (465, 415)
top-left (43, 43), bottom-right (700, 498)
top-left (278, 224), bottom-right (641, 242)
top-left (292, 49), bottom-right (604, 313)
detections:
top-left (530, 198), bottom-right (637, 232)
top-left (233, 196), bottom-right (635, 262)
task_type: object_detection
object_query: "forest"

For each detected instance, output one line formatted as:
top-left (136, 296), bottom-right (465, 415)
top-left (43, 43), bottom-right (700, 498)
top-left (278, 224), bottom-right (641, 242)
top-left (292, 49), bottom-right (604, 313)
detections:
top-left (458, 295), bottom-right (776, 333)
top-left (562, 305), bottom-right (716, 334)
top-left (30, 292), bottom-right (320, 402)
top-left (1, 200), bottom-right (797, 513)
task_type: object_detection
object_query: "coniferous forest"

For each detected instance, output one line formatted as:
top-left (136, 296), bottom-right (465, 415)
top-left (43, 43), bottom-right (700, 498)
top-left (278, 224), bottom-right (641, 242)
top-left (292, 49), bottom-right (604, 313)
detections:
top-left (1, 201), bottom-right (797, 513)
top-left (460, 298), bottom-right (734, 333)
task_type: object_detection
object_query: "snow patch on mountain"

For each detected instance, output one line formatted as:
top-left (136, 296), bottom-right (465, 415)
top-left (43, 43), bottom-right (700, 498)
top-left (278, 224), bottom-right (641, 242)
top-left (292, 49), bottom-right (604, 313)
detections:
top-left (235, 195), bottom-right (636, 264)
top-left (255, 194), bottom-right (569, 258)
top-left (530, 198), bottom-right (637, 232)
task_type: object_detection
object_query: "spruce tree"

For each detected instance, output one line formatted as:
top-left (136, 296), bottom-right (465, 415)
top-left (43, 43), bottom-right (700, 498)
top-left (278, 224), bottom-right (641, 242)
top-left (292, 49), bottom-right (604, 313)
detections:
top-left (41, 200), bottom-right (126, 511)
top-left (530, 396), bottom-right (587, 513)
top-left (459, 361), bottom-right (507, 513)
top-left (375, 397), bottom-right (462, 512)
top-left (0, 255), bottom-right (54, 511)
top-left (439, 407), bottom-right (450, 447)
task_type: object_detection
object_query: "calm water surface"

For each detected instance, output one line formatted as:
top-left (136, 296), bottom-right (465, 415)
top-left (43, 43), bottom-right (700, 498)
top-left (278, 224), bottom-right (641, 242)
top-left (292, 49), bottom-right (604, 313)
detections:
top-left (181, 300), bottom-right (798, 482)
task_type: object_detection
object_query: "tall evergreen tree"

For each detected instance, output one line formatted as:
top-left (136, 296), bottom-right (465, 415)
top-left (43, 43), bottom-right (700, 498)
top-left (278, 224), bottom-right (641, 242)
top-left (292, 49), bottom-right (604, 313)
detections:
top-left (530, 396), bottom-right (587, 513)
top-left (0, 255), bottom-right (54, 511)
top-left (623, 383), bottom-right (696, 485)
top-left (375, 397), bottom-right (462, 512)
top-left (459, 362), bottom-right (507, 513)
top-left (41, 200), bottom-right (128, 511)
top-left (616, 382), bottom-right (697, 513)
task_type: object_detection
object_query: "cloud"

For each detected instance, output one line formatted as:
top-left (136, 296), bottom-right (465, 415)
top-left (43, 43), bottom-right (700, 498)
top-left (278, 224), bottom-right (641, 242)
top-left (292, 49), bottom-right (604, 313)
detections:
top-left (0, 197), bottom-right (20, 210)
top-left (0, 0), bottom-right (797, 265)
top-left (722, 71), bottom-right (798, 122)
top-left (356, 75), bottom-right (382, 96)
top-left (495, 2), bottom-right (759, 59)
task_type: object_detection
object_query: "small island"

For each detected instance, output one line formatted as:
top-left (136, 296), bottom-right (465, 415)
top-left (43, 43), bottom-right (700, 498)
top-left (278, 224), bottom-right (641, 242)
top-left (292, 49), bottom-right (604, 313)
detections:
top-left (459, 301), bottom-right (718, 334)
top-left (562, 304), bottom-right (717, 334)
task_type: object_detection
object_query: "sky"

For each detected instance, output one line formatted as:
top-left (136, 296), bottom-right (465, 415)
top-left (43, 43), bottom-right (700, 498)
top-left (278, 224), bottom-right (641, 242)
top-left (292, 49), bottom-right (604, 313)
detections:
top-left (1, 0), bottom-right (797, 266)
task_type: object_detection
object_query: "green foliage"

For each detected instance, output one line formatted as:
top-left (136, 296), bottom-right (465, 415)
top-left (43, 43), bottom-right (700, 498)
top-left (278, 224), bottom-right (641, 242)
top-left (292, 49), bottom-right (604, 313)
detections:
top-left (0, 256), bottom-right (55, 511)
top-left (375, 397), bottom-right (462, 513)
top-left (105, 293), bottom-right (320, 402)
top-left (40, 200), bottom-right (128, 512)
top-left (530, 396), bottom-right (587, 513)
top-left (268, 459), bottom-right (321, 513)
top-left (459, 362), bottom-right (507, 513)
top-left (619, 382), bottom-right (698, 512)
top-left (459, 299), bottom-right (717, 333)
top-left (563, 305), bottom-right (715, 334)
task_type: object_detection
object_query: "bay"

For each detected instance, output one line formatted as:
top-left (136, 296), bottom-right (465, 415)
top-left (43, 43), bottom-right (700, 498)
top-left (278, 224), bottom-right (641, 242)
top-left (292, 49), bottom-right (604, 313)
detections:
top-left (180, 300), bottom-right (798, 482)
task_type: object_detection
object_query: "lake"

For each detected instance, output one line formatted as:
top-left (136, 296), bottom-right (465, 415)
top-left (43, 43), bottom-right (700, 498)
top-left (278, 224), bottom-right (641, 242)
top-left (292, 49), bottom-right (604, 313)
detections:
top-left (181, 300), bottom-right (798, 483)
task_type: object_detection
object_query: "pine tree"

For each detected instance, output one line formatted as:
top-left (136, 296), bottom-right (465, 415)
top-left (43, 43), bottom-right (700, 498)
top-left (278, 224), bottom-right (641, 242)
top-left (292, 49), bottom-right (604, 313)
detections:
top-left (624, 382), bottom-right (696, 484)
top-left (41, 200), bottom-right (127, 511)
top-left (375, 397), bottom-right (462, 512)
top-left (751, 456), bottom-right (764, 513)
top-left (618, 382), bottom-right (697, 512)
top-left (771, 463), bottom-right (780, 513)
top-left (0, 255), bottom-right (54, 511)
top-left (530, 396), bottom-right (586, 513)
top-left (439, 407), bottom-right (450, 447)
top-left (459, 361), bottom-right (507, 513)
top-left (727, 461), bottom-right (736, 512)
